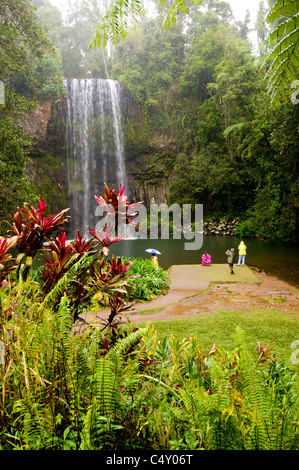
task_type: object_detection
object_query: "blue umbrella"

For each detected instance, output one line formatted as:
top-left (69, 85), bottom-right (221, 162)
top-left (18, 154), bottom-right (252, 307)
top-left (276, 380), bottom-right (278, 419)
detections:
top-left (145, 248), bottom-right (161, 255)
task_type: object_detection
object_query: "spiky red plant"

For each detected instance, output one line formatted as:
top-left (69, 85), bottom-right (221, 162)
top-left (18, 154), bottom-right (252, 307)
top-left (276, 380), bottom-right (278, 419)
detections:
top-left (0, 236), bottom-right (18, 284)
top-left (94, 184), bottom-right (141, 230)
top-left (9, 196), bottom-right (69, 257)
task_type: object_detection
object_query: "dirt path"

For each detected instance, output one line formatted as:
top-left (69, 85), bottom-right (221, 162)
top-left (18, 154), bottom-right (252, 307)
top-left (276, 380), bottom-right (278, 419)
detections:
top-left (127, 270), bottom-right (299, 324)
top-left (81, 264), bottom-right (299, 327)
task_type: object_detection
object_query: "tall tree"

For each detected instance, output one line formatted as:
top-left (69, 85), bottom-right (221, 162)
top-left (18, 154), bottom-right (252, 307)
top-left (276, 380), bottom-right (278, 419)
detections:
top-left (0, 0), bottom-right (51, 80)
top-left (0, 0), bottom-right (54, 231)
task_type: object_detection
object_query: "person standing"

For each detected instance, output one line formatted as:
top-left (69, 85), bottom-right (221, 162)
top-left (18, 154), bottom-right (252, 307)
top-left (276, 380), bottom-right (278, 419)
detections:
top-left (225, 248), bottom-right (235, 274)
top-left (237, 241), bottom-right (247, 266)
top-left (151, 250), bottom-right (159, 268)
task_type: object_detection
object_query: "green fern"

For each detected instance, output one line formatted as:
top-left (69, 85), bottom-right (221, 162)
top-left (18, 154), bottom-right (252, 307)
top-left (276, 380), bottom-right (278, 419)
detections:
top-left (105, 327), bottom-right (147, 361)
top-left (90, 0), bottom-right (202, 49)
top-left (223, 122), bottom-right (247, 137)
top-left (234, 327), bottom-right (299, 450)
top-left (264, 0), bottom-right (299, 104)
top-left (13, 397), bottom-right (48, 449)
top-left (53, 295), bottom-right (73, 361)
top-left (95, 358), bottom-right (118, 416)
top-left (81, 358), bottom-right (119, 448)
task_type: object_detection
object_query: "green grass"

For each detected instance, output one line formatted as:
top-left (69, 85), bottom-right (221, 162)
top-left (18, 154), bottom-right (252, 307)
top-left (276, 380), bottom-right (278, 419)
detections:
top-left (135, 308), bottom-right (299, 371)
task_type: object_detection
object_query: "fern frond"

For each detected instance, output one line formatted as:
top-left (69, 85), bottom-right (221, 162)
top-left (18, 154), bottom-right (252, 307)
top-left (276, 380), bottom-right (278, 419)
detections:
top-left (162, 0), bottom-right (202, 29)
top-left (234, 328), bottom-right (277, 449)
top-left (90, 0), bottom-right (146, 49)
top-left (266, 0), bottom-right (299, 23)
top-left (54, 296), bottom-right (73, 365)
top-left (13, 398), bottom-right (47, 449)
top-left (90, 0), bottom-right (202, 49)
top-left (223, 122), bottom-right (247, 137)
top-left (264, 0), bottom-right (299, 104)
top-left (94, 358), bottom-right (118, 418)
top-left (105, 327), bottom-right (147, 361)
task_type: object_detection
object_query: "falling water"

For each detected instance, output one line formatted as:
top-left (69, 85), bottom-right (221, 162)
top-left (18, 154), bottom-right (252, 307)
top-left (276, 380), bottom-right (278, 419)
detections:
top-left (64, 78), bottom-right (128, 237)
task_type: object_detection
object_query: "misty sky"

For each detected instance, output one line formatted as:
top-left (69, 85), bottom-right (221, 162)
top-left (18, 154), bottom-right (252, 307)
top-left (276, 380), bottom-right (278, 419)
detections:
top-left (48, 0), bottom-right (266, 24)
top-left (48, 0), bottom-right (265, 50)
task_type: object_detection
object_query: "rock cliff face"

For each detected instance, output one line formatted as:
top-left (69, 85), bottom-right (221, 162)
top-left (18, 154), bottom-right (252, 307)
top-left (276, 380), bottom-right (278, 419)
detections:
top-left (16, 99), bottom-right (66, 155)
top-left (16, 98), bottom-right (68, 214)
top-left (126, 133), bottom-right (175, 206)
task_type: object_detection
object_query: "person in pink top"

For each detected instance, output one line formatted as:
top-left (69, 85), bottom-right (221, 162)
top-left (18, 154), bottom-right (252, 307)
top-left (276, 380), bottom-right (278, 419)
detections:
top-left (201, 252), bottom-right (211, 266)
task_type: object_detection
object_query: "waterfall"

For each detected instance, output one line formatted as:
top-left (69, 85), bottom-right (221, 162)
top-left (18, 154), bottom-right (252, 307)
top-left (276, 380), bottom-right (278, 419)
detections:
top-left (64, 78), bottom-right (128, 237)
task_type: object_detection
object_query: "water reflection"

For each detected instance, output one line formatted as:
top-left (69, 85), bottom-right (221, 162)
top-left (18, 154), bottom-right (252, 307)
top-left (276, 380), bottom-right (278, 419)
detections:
top-left (112, 235), bottom-right (299, 287)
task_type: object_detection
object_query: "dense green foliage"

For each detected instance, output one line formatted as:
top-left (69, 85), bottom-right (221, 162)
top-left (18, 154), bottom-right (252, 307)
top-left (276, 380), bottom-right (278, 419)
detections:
top-left (90, 0), bottom-right (202, 48)
top-left (142, 307), bottom-right (299, 367)
top-left (1, 297), bottom-right (298, 449)
top-left (125, 257), bottom-right (169, 301)
top-left (0, 0), bottom-right (298, 240)
top-left (0, 189), bottom-right (298, 450)
top-left (0, 0), bottom-right (64, 231)
top-left (108, 1), bottom-right (299, 241)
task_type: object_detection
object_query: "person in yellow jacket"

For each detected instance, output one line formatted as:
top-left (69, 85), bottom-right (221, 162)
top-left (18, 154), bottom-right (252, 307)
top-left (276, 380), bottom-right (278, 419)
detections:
top-left (237, 241), bottom-right (247, 266)
top-left (151, 251), bottom-right (159, 268)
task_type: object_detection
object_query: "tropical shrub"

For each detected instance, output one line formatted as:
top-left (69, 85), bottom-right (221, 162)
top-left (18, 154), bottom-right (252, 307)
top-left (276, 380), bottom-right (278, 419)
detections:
top-left (125, 257), bottom-right (169, 302)
top-left (8, 196), bottom-right (70, 258)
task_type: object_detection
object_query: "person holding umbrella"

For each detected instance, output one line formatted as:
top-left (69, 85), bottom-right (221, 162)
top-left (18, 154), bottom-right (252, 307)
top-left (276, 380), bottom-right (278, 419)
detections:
top-left (145, 249), bottom-right (161, 268)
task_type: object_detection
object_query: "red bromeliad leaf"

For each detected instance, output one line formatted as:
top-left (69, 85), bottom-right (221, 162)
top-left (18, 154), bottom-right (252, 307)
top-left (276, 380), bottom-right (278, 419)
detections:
top-left (0, 236), bottom-right (18, 281)
top-left (72, 230), bottom-right (97, 254)
top-left (110, 255), bottom-right (131, 276)
top-left (0, 236), bottom-right (18, 256)
top-left (39, 232), bottom-right (96, 294)
top-left (40, 232), bottom-right (75, 292)
top-left (19, 198), bottom-right (69, 236)
top-left (94, 184), bottom-right (142, 229)
top-left (37, 196), bottom-right (47, 217)
top-left (9, 196), bottom-right (70, 257)
top-left (88, 255), bottom-right (133, 292)
top-left (88, 226), bottom-right (124, 248)
top-left (47, 232), bottom-right (73, 258)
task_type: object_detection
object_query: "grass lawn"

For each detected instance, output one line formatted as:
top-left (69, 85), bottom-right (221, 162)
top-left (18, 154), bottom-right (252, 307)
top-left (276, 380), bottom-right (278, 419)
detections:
top-left (134, 308), bottom-right (299, 372)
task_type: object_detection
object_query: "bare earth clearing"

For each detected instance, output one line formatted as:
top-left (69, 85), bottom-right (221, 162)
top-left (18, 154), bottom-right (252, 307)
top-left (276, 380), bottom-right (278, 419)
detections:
top-left (81, 264), bottom-right (299, 327)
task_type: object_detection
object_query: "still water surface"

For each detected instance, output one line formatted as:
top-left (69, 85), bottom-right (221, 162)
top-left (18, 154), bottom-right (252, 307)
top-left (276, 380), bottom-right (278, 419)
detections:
top-left (113, 236), bottom-right (299, 288)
